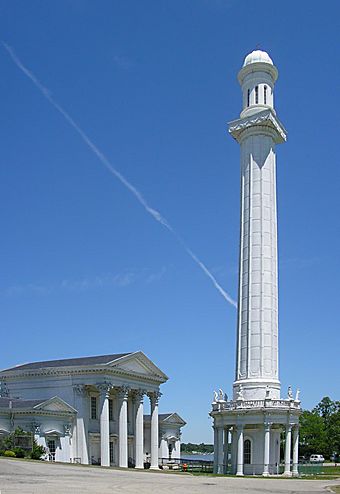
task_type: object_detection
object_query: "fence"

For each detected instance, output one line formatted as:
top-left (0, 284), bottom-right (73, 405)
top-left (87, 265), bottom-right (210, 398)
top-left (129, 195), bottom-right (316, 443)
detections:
top-left (159, 457), bottom-right (214, 473)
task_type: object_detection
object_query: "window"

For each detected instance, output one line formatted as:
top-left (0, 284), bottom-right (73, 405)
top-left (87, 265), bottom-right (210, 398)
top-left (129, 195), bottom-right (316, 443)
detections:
top-left (91, 396), bottom-right (97, 420)
top-left (264, 85), bottom-right (267, 104)
top-left (244, 439), bottom-right (251, 464)
top-left (247, 89), bottom-right (250, 107)
top-left (255, 86), bottom-right (259, 104)
top-left (109, 442), bottom-right (114, 464)
top-left (109, 399), bottom-right (113, 421)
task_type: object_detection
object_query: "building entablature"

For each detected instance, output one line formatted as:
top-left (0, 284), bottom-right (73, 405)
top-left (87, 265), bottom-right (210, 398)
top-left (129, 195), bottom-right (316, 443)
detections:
top-left (0, 351), bottom-right (168, 389)
top-left (228, 109), bottom-right (287, 144)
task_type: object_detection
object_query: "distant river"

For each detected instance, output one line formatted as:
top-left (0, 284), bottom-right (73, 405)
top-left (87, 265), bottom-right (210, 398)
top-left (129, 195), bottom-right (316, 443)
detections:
top-left (181, 454), bottom-right (214, 462)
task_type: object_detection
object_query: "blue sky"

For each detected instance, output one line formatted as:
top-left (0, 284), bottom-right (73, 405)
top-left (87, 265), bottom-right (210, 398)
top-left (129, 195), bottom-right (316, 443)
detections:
top-left (1, 0), bottom-right (339, 443)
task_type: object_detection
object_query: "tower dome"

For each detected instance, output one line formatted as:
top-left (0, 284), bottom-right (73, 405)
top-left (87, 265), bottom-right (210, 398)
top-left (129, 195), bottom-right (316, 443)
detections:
top-left (243, 49), bottom-right (273, 67)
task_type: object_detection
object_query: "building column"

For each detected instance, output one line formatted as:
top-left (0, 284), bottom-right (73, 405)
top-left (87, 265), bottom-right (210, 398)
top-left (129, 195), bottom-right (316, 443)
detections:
top-left (236, 424), bottom-right (244, 476)
top-left (118, 386), bottom-right (129, 468)
top-left (73, 384), bottom-right (89, 464)
top-left (213, 426), bottom-right (218, 474)
top-left (263, 422), bottom-right (271, 476)
top-left (62, 426), bottom-right (72, 463)
top-left (149, 391), bottom-right (161, 469)
top-left (134, 389), bottom-right (145, 469)
top-left (217, 427), bottom-right (224, 474)
top-left (223, 428), bottom-right (229, 474)
top-left (292, 425), bottom-right (299, 477)
top-left (284, 424), bottom-right (292, 476)
top-left (98, 383), bottom-right (111, 467)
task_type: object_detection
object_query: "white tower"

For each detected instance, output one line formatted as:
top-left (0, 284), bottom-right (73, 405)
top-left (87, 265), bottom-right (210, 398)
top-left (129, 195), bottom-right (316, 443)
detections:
top-left (232, 50), bottom-right (283, 402)
top-left (210, 50), bottom-right (301, 477)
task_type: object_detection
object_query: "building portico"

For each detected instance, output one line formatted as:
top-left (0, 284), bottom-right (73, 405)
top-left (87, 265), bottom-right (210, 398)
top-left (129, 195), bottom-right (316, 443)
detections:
top-left (0, 351), bottom-right (185, 468)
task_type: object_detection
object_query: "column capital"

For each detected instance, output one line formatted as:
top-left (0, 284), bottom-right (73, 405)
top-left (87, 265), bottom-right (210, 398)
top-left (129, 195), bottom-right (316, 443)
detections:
top-left (97, 382), bottom-right (113, 397)
top-left (148, 390), bottom-right (162, 406)
top-left (31, 422), bottom-right (41, 434)
top-left (64, 423), bottom-right (72, 437)
top-left (237, 423), bottom-right (244, 431)
top-left (73, 384), bottom-right (88, 396)
top-left (132, 388), bottom-right (146, 403)
top-left (116, 385), bottom-right (130, 400)
top-left (264, 422), bottom-right (272, 431)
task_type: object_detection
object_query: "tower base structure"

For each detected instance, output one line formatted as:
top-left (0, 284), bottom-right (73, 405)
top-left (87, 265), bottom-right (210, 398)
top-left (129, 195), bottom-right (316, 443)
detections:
top-left (210, 397), bottom-right (300, 476)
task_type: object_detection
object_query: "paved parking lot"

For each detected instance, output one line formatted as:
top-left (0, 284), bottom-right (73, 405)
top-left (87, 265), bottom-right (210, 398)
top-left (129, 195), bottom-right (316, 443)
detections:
top-left (0, 458), bottom-right (339, 494)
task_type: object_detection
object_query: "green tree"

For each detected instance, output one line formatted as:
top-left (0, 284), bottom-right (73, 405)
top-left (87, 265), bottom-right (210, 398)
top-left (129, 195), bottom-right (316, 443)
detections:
top-left (328, 408), bottom-right (340, 456)
top-left (299, 410), bottom-right (327, 457)
top-left (314, 397), bottom-right (337, 425)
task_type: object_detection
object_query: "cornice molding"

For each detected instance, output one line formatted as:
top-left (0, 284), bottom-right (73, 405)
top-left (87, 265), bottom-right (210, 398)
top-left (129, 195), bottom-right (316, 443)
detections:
top-left (228, 109), bottom-right (287, 144)
top-left (0, 365), bottom-right (165, 384)
top-left (0, 408), bottom-right (75, 418)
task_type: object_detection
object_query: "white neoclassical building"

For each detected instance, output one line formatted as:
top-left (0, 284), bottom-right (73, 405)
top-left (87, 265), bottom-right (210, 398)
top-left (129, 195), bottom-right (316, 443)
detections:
top-left (0, 351), bottom-right (185, 467)
top-left (210, 50), bottom-right (301, 476)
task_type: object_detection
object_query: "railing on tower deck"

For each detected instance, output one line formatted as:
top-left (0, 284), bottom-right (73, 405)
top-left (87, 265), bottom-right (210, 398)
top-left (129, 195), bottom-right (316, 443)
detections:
top-left (211, 398), bottom-right (301, 412)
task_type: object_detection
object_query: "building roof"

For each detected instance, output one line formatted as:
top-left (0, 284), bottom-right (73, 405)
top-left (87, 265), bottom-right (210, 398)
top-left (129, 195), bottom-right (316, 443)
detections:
top-left (2, 353), bottom-right (132, 372)
top-left (0, 397), bottom-right (43, 409)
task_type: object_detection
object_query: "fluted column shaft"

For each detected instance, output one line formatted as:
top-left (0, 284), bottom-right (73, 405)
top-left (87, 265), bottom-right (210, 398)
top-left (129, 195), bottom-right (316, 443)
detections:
top-left (73, 385), bottom-right (89, 464)
top-left (134, 390), bottom-right (145, 469)
top-left (98, 384), bottom-right (111, 467)
top-left (149, 391), bottom-right (161, 469)
top-left (236, 425), bottom-right (244, 476)
top-left (223, 428), bottom-right (229, 474)
top-left (217, 427), bottom-right (224, 474)
top-left (263, 423), bottom-right (271, 476)
top-left (118, 387), bottom-right (129, 468)
top-left (232, 127), bottom-right (283, 400)
top-left (284, 424), bottom-right (292, 476)
top-left (213, 426), bottom-right (218, 474)
top-left (292, 426), bottom-right (299, 476)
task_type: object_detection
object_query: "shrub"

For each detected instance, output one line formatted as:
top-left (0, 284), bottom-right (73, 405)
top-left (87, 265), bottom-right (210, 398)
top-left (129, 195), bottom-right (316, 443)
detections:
top-left (30, 443), bottom-right (46, 460)
top-left (13, 447), bottom-right (26, 458)
top-left (0, 450), bottom-right (4, 456)
top-left (4, 450), bottom-right (16, 457)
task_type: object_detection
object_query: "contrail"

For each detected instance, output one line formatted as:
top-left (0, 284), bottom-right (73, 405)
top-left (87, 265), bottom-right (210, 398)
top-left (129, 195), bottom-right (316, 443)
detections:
top-left (2, 42), bottom-right (237, 308)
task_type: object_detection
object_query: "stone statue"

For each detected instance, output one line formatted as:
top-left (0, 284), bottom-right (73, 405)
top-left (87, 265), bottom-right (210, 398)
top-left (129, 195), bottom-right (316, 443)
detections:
top-left (295, 388), bottom-right (300, 401)
top-left (218, 389), bottom-right (226, 402)
top-left (287, 385), bottom-right (293, 399)
top-left (213, 391), bottom-right (218, 403)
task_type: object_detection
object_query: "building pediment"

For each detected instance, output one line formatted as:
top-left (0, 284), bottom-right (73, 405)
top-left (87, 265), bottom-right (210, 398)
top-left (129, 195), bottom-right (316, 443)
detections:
top-left (161, 412), bottom-right (186, 426)
top-left (107, 352), bottom-right (168, 383)
top-left (33, 396), bottom-right (77, 414)
top-left (43, 429), bottom-right (63, 436)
